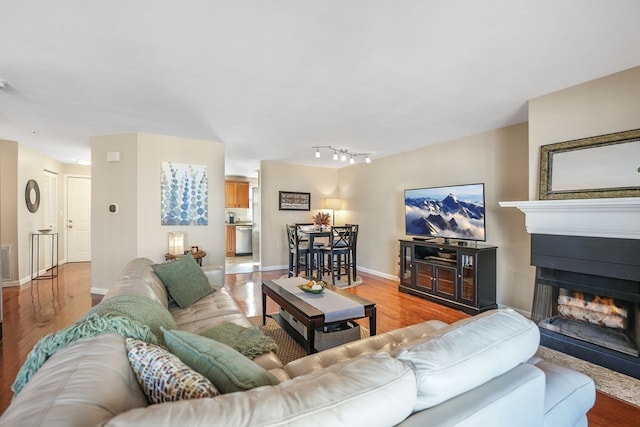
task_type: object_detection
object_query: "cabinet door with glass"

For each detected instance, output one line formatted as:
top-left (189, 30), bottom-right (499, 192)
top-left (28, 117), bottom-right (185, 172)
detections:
top-left (458, 252), bottom-right (477, 306)
top-left (433, 264), bottom-right (457, 300)
top-left (399, 242), bottom-right (413, 287)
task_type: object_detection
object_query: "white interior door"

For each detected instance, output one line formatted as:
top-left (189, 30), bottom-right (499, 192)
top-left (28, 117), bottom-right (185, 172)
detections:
top-left (67, 176), bottom-right (91, 262)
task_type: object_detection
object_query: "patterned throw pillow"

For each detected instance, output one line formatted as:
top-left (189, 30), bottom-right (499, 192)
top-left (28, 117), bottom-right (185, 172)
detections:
top-left (125, 338), bottom-right (219, 403)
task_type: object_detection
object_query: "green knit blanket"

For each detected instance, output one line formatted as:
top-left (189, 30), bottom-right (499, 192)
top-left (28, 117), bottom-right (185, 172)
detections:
top-left (200, 322), bottom-right (278, 359)
top-left (11, 313), bottom-right (157, 396)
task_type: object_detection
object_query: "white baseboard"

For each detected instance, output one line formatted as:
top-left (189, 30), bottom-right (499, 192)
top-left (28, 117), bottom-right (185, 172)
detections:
top-left (90, 287), bottom-right (109, 295)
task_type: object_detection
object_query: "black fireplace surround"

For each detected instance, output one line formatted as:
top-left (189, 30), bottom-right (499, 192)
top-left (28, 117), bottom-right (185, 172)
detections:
top-left (530, 234), bottom-right (640, 379)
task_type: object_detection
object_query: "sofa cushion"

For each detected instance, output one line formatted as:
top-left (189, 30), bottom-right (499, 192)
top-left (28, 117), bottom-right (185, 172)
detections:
top-left (82, 294), bottom-right (177, 347)
top-left (169, 288), bottom-right (246, 333)
top-left (285, 319), bottom-right (448, 378)
top-left (162, 328), bottom-right (280, 393)
top-left (392, 308), bottom-right (540, 411)
top-left (152, 254), bottom-right (214, 308)
top-left (103, 353), bottom-right (418, 427)
top-left (125, 338), bottom-right (219, 403)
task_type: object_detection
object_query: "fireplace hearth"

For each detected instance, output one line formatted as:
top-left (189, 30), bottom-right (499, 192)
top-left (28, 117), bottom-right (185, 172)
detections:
top-left (530, 234), bottom-right (640, 379)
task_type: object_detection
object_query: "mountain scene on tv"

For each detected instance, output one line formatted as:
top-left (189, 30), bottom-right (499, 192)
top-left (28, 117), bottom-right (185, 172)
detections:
top-left (405, 186), bottom-right (485, 241)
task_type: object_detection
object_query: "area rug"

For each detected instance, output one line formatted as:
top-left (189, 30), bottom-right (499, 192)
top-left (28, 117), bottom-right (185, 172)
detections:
top-left (248, 315), bottom-right (639, 407)
top-left (278, 274), bottom-right (363, 289)
top-left (535, 346), bottom-right (640, 407)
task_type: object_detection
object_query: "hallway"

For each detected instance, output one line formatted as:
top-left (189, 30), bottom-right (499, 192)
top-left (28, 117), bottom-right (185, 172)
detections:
top-left (225, 255), bottom-right (255, 274)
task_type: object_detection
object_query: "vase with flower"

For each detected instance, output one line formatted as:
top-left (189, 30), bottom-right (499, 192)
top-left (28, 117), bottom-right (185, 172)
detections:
top-left (312, 212), bottom-right (330, 230)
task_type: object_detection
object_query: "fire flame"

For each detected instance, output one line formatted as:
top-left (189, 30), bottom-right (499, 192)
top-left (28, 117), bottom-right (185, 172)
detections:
top-left (571, 291), bottom-right (622, 316)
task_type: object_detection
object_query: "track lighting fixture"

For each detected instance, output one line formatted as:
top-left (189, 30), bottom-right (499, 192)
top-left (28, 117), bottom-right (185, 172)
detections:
top-left (311, 146), bottom-right (372, 165)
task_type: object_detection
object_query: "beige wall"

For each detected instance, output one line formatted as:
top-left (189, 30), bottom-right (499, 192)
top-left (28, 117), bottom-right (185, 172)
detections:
top-left (259, 124), bottom-right (533, 313)
top-left (90, 133), bottom-right (224, 290)
top-left (528, 66), bottom-right (640, 199)
top-left (259, 162), bottom-right (340, 270)
top-left (339, 124), bottom-right (533, 312)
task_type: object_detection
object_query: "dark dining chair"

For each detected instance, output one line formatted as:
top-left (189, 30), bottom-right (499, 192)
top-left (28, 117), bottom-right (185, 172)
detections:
top-left (346, 224), bottom-right (359, 281)
top-left (286, 224), bottom-right (310, 277)
top-left (320, 226), bottom-right (354, 286)
top-left (295, 223), bottom-right (325, 276)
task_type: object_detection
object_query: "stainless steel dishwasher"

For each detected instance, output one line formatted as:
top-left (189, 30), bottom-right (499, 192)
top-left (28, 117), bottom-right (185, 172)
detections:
top-left (235, 225), bottom-right (253, 255)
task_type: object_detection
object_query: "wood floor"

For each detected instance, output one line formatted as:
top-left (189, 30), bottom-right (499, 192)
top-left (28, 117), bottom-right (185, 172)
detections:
top-left (1, 262), bottom-right (638, 425)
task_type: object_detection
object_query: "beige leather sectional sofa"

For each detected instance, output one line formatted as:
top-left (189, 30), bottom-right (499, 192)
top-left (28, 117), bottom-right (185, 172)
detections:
top-left (1, 257), bottom-right (595, 427)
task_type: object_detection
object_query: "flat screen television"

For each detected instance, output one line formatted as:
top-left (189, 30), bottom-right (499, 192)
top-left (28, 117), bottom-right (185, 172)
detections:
top-left (404, 183), bottom-right (486, 243)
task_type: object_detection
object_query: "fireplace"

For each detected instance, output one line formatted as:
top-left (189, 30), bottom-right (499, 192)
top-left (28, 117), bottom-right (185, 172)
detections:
top-left (530, 234), bottom-right (640, 379)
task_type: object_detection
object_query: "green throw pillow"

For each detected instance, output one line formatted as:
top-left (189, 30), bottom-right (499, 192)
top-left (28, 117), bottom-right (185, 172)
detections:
top-left (152, 254), bottom-right (214, 308)
top-left (83, 294), bottom-right (177, 347)
top-left (162, 328), bottom-right (280, 394)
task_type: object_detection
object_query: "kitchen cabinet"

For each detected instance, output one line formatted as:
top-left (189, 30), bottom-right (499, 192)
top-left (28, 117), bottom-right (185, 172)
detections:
top-left (226, 225), bottom-right (236, 257)
top-left (225, 181), bottom-right (250, 208)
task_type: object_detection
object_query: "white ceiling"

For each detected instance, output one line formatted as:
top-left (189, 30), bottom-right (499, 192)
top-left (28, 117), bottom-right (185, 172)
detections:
top-left (1, 1), bottom-right (639, 177)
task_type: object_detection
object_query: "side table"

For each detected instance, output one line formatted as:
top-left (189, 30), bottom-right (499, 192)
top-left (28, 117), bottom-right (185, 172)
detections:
top-left (164, 250), bottom-right (206, 266)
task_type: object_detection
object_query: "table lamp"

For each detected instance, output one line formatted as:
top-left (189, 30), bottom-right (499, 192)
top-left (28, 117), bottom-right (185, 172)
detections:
top-left (168, 232), bottom-right (185, 256)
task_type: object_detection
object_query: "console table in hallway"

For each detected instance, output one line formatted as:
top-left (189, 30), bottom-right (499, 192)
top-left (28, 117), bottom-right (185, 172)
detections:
top-left (30, 232), bottom-right (59, 294)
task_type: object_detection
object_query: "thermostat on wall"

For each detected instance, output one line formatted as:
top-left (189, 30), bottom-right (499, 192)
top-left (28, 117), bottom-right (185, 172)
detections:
top-left (108, 203), bottom-right (119, 214)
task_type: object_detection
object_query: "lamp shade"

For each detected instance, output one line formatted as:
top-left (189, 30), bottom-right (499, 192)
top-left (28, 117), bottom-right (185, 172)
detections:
top-left (324, 198), bottom-right (341, 210)
top-left (168, 232), bottom-right (185, 255)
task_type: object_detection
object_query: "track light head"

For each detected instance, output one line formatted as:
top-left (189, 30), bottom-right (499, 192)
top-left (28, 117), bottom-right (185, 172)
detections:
top-left (312, 146), bottom-right (372, 165)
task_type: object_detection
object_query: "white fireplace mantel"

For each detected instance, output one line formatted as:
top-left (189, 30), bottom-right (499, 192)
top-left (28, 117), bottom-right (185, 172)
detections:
top-left (499, 198), bottom-right (640, 239)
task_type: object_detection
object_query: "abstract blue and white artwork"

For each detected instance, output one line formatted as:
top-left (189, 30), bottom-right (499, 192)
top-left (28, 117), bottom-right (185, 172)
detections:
top-left (161, 162), bottom-right (208, 226)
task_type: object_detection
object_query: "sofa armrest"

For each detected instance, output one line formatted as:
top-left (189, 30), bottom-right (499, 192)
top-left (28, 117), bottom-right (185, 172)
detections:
top-left (396, 363), bottom-right (545, 427)
top-left (202, 265), bottom-right (224, 289)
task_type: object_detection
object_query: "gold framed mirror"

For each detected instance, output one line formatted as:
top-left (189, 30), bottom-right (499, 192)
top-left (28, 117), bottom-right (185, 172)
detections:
top-left (539, 128), bottom-right (640, 200)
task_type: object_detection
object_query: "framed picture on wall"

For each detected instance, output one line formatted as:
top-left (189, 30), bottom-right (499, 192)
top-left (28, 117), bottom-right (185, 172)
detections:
top-left (279, 191), bottom-right (311, 211)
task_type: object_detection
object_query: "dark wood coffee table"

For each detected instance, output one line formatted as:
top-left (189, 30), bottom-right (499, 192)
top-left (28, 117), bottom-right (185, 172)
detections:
top-left (262, 279), bottom-right (376, 353)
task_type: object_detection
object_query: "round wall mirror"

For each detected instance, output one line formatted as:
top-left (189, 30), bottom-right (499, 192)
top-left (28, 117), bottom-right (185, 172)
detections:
top-left (25, 179), bottom-right (40, 213)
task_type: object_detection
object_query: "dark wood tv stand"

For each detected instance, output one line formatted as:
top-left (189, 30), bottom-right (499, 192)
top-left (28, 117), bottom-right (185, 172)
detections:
top-left (398, 239), bottom-right (497, 314)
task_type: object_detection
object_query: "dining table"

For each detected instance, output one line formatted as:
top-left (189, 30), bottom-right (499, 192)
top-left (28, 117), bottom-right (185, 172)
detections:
top-left (298, 226), bottom-right (330, 277)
